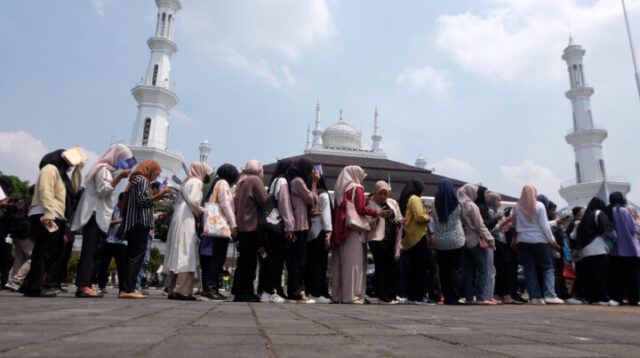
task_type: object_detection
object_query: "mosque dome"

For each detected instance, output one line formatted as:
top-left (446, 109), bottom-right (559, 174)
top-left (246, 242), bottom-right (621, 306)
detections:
top-left (322, 116), bottom-right (362, 150)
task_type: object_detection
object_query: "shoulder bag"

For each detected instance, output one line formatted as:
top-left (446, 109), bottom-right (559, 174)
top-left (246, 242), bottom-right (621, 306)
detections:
top-left (202, 182), bottom-right (232, 238)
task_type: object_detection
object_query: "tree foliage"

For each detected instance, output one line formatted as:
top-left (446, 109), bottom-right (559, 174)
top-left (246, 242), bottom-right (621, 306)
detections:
top-left (0, 170), bottom-right (31, 198)
top-left (153, 187), bottom-right (177, 242)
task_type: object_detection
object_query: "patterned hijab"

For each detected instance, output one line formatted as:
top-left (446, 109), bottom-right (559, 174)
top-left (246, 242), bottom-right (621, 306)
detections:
top-left (334, 165), bottom-right (366, 206)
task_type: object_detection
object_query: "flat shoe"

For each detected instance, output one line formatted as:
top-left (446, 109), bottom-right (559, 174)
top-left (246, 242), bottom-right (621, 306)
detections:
top-left (75, 291), bottom-right (104, 298)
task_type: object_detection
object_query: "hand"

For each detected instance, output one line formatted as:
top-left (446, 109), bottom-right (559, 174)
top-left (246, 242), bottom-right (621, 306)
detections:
top-left (63, 234), bottom-right (69, 244)
top-left (496, 212), bottom-right (505, 220)
top-left (231, 227), bottom-right (238, 239)
top-left (258, 246), bottom-right (266, 257)
top-left (574, 220), bottom-right (581, 227)
top-left (156, 211), bottom-right (165, 219)
top-left (154, 187), bottom-right (169, 200)
top-left (40, 218), bottom-right (54, 228)
top-left (312, 170), bottom-right (320, 183)
top-left (310, 208), bottom-right (321, 217)
top-left (117, 169), bottom-right (131, 179)
top-left (285, 231), bottom-right (293, 240)
top-left (325, 232), bottom-right (332, 247)
top-left (550, 241), bottom-right (561, 250)
top-left (378, 209), bottom-right (393, 218)
top-left (556, 217), bottom-right (566, 224)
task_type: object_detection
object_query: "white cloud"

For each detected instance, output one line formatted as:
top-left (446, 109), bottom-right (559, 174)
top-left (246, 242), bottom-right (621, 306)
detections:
top-left (395, 65), bottom-right (451, 95)
top-left (171, 109), bottom-right (192, 124)
top-left (180, 0), bottom-right (335, 88)
top-left (435, 0), bottom-right (640, 84)
top-left (90, 0), bottom-right (111, 16)
top-left (500, 160), bottom-right (563, 204)
top-left (433, 157), bottom-right (476, 181)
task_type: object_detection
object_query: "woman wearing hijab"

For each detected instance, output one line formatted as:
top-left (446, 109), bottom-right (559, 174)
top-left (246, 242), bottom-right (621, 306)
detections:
top-left (475, 186), bottom-right (500, 304)
top-left (398, 179), bottom-right (431, 305)
top-left (607, 192), bottom-right (639, 305)
top-left (282, 158), bottom-right (319, 301)
top-left (163, 162), bottom-right (212, 301)
top-left (262, 160), bottom-right (292, 303)
top-left (200, 164), bottom-right (239, 300)
top-left (305, 174), bottom-right (334, 303)
top-left (232, 160), bottom-right (269, 302)
top-left (458, 184), bottom-right (495, 305)
top-left (487, 193), bottom-right (518, 304)
top-left (431, 179), bottom-right (465, 304)
top-left (23, 149), bottom-right (83, 297)
top-left (119, 160), bottom-right (168, 299)
top-left (72, 144), bottom-right (133, 298)
top-left (366, 181), bottom-right (402, 304)
top-left (512, 185), bottom-right (563, 304)
top-left (571, 197), bottom-right (617, 305)
top-left (332, 166), bottom-right (390, 304)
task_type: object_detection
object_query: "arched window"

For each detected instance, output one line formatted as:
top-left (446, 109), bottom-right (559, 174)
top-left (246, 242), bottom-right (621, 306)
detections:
top-left (155, 13), bottom-right (160, 36)
top-left (579, 64), bottom-right (585, 85)
top-left (599, 159), bottom-right (607, 180)
top-left (572, 112), bottom-right (577, 131)
top-left (160, 13), bottom-right (166, 37)
top-left (575, 162), bottom-right (581, 184)
top-left (167, 14), bottom-right (173, 38)
top-left (588, 110), bottom-right (594, 127)
top-left (142, 118), bottom-right (151, 146)
top-left (152, 64), bottom-right (159, 86)
top-left (573, 65), bottom-right (581, 86)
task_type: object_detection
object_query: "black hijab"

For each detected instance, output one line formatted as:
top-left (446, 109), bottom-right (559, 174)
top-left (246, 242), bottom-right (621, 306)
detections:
top-left (475, 186), bottom-right (487, 206)
top-left (286, 158), bottom-right (315, 188)
top-left (268, 159), bottom-right (291, 187)
top-left (577, 197), bottom-right (609, 249)
top-left (434, 179), bottom-right (459, 223)
top-left (398, 179), bottom-right (425, 215)
top-left (39, 149), bottom-right (76, 219)
top-left (206, 163), bottom-right (239, 200)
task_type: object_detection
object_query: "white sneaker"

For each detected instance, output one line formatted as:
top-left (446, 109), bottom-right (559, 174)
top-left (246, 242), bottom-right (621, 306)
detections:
top-left (564, 297), bottom-right (583, 305)
top-left (260, 292), bottom-right (273, 303)
top-left (271, 293), bottom-right (286, 303)
top-left (311, 295), bottom-right (331, 304)
top-left (4, 282), bottom-right (20, 292)
top-left (396, 296), bottom-right (408, 303)
top-left (530, 298), bottom-right (546, 305)
top-left (544, 297), bottom-right (564, 304)
top-left (597, 299), bottom-right (619, 306)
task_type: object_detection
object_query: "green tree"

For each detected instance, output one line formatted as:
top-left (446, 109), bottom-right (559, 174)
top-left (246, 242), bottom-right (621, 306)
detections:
top-left (147, 247), bottom-right (162, 275)
top-left (0, 170), bottom-right (31, 198)
top-left (153, 187), bottom-right (177, 242)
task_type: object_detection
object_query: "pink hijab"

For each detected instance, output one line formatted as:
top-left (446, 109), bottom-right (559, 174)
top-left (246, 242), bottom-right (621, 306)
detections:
top-left (334, 165), bottom-right (366, 206)
top-left (457, 183), bottom-right (478, 210)
top-left (517, 184), bottom-right (538, 222)
top-left (85, 144), bottom-right (133, 183)
top-left (181, 162), bottom-right (213, 190)
top-left (236, 160), bottom-right (264, 188)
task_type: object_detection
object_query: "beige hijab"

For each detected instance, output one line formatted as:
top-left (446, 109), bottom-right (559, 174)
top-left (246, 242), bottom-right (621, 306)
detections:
top-left (517, 184), bottom-right (538, 223)
top-left (236, 160), bottom-right (264, 188)
top-left (85, 144), bottom-right (133, 183)
top-left (182, 162), bottom-right (213, 190)
top-left (334, 165), bottom-right (366, 206)
top-left (457, 183), bottom-right (478, 211)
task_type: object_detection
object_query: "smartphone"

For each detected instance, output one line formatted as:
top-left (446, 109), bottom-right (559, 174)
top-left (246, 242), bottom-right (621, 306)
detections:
top-left (314, 164), bottom-right (323, 177)
top-left (45, 221), bottom-right (59, 233)
top-left (159, 178), bottom-right (168, 190)
top-left (115, 156), bottom-right (138, 171)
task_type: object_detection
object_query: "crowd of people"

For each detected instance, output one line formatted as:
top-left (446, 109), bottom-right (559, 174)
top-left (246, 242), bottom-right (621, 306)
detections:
top-left (1, 144), bottom-right (639, 306)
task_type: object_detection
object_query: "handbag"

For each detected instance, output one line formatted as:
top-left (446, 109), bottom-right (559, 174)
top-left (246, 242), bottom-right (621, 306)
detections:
top-left (201, 182), bottom-right (232, 238)
top-left (345, 186), bottom-right (371, 232)
top-left (260, 179), bottom-right (285, 235)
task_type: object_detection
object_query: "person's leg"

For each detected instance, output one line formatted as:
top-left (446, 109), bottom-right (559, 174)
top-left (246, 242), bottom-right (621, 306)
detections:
top-left (175, 272), bottom-right (195, 296)
top-left (232, 231), bottom-right (259, 298)
top-left (121, 225), bottom-right (149, 294)
top-left (437, 249), bottom-right (452, 303)
top-left (384, 239), bottom-right (398, 301)
top-left (407, 237), bottom-right (428, 302)
top-left (306, 237), bottom-right (322, 297)
top-left (369, 240), bottom-right (387, 301)
top-left (75, 216), bottom-right (105, 293)
top-left (97, 242), bottom-right (114, 289)
top-left (339, 232), bottom-right (364, 302)
top-left (533, 243), bottom-right (556, 298)
top-left (0, 240), bottom-right (13, 286)
top-left (593, 254), bottom-right (608, 303)
top-left (9, 238), bottom-right (33, 286)
top-left (200, 254), bottom-right (213, 293)
top-left (257, 233), bottom-right (269, 295)
top-left (517, 243), bottom-right (542, 299)
top-left (210, 237), bottom-right (230, 293)
top-left (494, 241), bottom-right (508, 297)
top-left (265, 232), bottom-right (285, 295)
top-left (582, 255), bottom-right (596, 303)
top-left (113, 244), bottom-right (127, 291)
top-left (426, 246), bottom-right (441, 302)
top-left (48, 232), bottom-right (72, 289)
top-left (485, 248), bottom-right (496, 301)
top-left (470, 245), bottom-right (488, 301)
top-left (23, 217), bottom-right (49, 292)
top-left (462, 248), bottom-right (475, 301)
top-left (629, 257), bottom-right (640, 305)
top-left (166, 272), bottom-right (177, 295)
top-left (554, 257), bottom-right (569, 299)
top-left (136, 234), bottom-right (152, 290)
top-left (331, 245), bottom-right (342, 302)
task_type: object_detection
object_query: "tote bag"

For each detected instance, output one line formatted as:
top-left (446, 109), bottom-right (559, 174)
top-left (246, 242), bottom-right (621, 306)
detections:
top-left (345, 186), bottom-right (371, 232)
top-left (202, 182), bottom-right (232, 238)
top-left (260, 179), bottom-right (285, 235)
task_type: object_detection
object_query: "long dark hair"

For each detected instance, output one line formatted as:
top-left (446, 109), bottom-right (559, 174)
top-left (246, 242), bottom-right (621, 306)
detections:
top-left (286, 158), bottom-right (315, 189)
top-left (398, 179), bottom-right (425, 216)
top-left (268, 159), bottom-right (291, 188)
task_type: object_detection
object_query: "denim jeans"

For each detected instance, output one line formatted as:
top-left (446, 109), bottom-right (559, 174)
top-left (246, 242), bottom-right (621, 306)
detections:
top-left (136, 234), bottom-right (153, 289)
top-left (463, 244), bottom-right (488, 301)
top-left (517, 242), bottom-right (556, 299)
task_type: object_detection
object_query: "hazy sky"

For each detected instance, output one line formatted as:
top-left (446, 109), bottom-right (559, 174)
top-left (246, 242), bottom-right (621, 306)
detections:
top-left (2, 0), bottom-right (640, 205)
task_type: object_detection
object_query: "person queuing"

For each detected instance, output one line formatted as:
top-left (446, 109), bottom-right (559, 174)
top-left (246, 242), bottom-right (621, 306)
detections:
top-left (200, 164), bottom-right (239, 300)
top-left (72, 144), bottom-right (133, 298)
top-left (331, 166), bottom-right (390, 304)
top-left (431, 179), bottom-right (465, 305)
top-left (0, 176), bottom-right (15, 288)
top-left (23, 149), bottom-right (83, 297)
top-left (458, 184), bottom-right (495, 305)
top-left (399, 179), bottom-right (433, 305)
top-left (487, 193), bottom-right (520, 304)
top-left (2, 184), bottom-right (34, 292)
top-left (475, 186), bottom-right (500, 304)
top-left (97, 194), bottom-right (128, 294)
top-left (232, 160), bottom-right (268, 302)
top-left (367, 181), bottom-right (402, 304)
top-left (305, 173), bottom-right (333, 303)
top-left (607, 192), bottom-right (639, 306)
top-left (119, 160), bottom-right (168, 299)
top-left (511, 185), bottom-right (563, 305)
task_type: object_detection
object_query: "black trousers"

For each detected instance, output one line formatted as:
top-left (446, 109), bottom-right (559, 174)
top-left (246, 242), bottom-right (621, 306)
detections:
top-left (608, 256), bottom-right (640, 305)
top-left (285, 230), bottom-right (308, 298)
top-left (573, 260), bottom-right (586, 300)
top-left (368, 236), bottom-right (397, 302)
top-left (232, 231), bottom-right (260, 297)
top-left (120, 224), bottom-right (150, 293)
top-left (97, 242), bottom-right (127, 289)
top-left (265, 231), bottom-right (286, 296)
top-left (75, 215), bottom-right (106, 287)
top-left (257, 232), bottom-right (269, 294)
top-left (582, 254), bottom-right (608, 303)
top-left (404, 236), bottom-right (428, 302)
top-left (23, 216), bottom-right (65, 292)
top-left (306, 232), bottom-right (330, 298)
top-left (426, 245), bottom-right (441, 301)
top-left (0, 240), bottom-right (13, 286)
top-left (200, 236), bottom-right (230, 292)
top-left (553, 257), bottom-right (569, 299)
top-left (436, 247), bottom-right (464, 304)
top-left (494, 241), bottom-right (518, 297)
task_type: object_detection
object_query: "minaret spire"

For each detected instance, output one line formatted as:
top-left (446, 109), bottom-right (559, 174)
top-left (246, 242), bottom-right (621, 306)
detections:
top-left (311, 100), bottom-right (323, 148)
top-left (371, 106), bottom-right (383, 153)
top-left (306, 125), bottom-right (312, 151)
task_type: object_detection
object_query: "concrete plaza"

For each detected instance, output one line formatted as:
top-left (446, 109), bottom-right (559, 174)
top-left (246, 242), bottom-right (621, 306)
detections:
top-left (0, 289), bottom-right (639, 358)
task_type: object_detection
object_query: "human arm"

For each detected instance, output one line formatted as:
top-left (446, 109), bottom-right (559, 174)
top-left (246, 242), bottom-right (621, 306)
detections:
top-left (217, 181), bottom-right (237, 229)
top-left (95, 167), bottom-right (116, 198)
top-left (536, 204), bottom-right (556, 245)
top-left (291, 177), bottom-right (318, 206)
top-left (133, 178), bottom-right (154, 208)
top-left (407, 195), bottom-right (430, 224)
top-left (109, 169), bottom-right (131, 189)
top-left (184, 179), bottom-right (204, 217)
top-left (353, 186), bottom-right (379, 217)
top-left (319, 193), bottom-right (333, 232)
top-left (38, 165), bottom-right (62, 221)
top-left (470, 204), bottom-right (495, 244)
top-left (276, 181), bottom-right (295, 233)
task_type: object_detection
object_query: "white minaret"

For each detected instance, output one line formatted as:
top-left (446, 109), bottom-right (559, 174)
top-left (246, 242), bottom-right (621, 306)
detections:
top-left (128, 0), bottom-right (185, 175)
top-left (305, 126), bottom-right (312, 151)
top-left (559, 40), bottom-right (630, 207)
top-left (371, 107), bottom-right (383, 153)
top-left (199, 139), bottom-right (211, 164)
top-left (311, 101), bottom-right (323, 149)
top-left (415, 154), bottom-right (427, 169)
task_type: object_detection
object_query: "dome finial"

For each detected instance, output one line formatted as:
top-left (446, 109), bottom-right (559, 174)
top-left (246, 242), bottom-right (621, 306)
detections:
top-left (339, 109), bottom-right (343, 121)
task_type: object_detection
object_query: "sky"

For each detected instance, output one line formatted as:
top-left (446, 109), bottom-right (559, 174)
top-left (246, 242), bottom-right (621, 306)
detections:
top-left (2, 0), bottom-right (640, 206)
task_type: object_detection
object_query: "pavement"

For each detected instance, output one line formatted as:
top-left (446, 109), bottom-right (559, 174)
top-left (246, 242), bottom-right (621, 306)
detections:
top-left (1, 289), bottom-right (639, 358)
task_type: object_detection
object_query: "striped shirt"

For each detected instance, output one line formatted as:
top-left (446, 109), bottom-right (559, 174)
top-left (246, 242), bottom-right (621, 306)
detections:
top-left (122, 176), bottom-right (154, 234)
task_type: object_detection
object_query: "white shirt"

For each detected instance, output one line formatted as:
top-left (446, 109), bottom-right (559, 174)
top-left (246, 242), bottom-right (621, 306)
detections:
top-left (309, 192), bottom-right (332, 241)
top-left (71, 167), bottom-right (115, 233)
top-left (513, 202), bottom-right (555, 244)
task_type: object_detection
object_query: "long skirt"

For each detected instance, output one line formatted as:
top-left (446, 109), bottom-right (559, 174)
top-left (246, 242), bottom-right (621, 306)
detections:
top-left (331, 231), bottom-right (365, 303)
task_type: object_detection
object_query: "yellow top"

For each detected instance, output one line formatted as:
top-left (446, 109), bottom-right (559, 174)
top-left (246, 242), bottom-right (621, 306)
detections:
top-left (401, 195), bottom-right (430, 250)
top-left (30, 164), bottom-right (67, 220)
